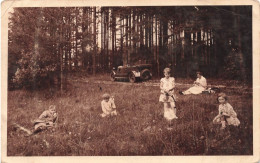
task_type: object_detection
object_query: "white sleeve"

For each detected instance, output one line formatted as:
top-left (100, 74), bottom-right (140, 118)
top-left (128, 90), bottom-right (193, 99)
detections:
top-left (199, 77), bottom-right (207, 87)
top-left (227, 103), bottom-right (237, 117)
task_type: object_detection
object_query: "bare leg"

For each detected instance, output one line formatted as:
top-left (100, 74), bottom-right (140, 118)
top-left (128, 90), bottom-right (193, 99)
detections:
top-left (221, 121), bottom-right (226, 129)
top-left (220, 116), bottom-right (226, 129)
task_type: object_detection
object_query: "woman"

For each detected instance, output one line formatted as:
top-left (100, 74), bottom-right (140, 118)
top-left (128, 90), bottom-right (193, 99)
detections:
top-left (180, 71), bottom-right (207, 95)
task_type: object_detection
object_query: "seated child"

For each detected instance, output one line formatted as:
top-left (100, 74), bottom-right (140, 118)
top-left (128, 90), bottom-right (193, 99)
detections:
top-left (33, 105), bottom-right (58, 134)
top-left (101, 93), bottom-right (117, 117)
top-left (213, 93), bottom-right (240, 129)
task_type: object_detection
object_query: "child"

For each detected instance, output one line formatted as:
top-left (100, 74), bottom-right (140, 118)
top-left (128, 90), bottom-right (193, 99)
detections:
top-left (33, 105), bottom-right (58, 134)
top-left (159, 68), bottom-right (178, 121)
top-left (101, 93), bottom-right (117, 117)
top-left (213, 93), bottom-right (240, 129)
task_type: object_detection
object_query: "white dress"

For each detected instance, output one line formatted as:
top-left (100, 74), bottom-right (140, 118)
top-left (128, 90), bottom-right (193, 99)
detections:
top-left (183, 76), bottom-right (207, 95)
top-left (101, 98), bottom-right (117, 117)
top-left (213, 103), bottom-right (240, 126)
top-left (159, 77), bottom-right (176, 102)
top-left (159, 77), bottom-right (178, 120)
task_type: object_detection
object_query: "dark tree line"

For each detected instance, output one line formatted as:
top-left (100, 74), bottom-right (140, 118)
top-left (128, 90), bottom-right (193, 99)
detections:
top-left (8, 6), bottom-right (252, 89)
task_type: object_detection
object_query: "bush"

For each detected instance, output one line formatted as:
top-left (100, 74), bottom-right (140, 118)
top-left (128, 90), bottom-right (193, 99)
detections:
top-left (223, 48), bottom-right (246, 80)
top-left (12, 51), bottom-right (58, 89)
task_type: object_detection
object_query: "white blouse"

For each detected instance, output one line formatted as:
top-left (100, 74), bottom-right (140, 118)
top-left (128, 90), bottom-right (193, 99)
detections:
top-left (160, 77), bottom-right (175, 92)
top-left (195, 76), bottom-right (207, 88)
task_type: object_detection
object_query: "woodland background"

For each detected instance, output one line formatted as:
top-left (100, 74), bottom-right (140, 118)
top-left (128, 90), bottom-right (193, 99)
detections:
top-left (8, 6), bottom-right (252, 89)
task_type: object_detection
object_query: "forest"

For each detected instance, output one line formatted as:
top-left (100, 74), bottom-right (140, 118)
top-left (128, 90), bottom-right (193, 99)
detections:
top-left (8, 6), bottom-right (252, 89)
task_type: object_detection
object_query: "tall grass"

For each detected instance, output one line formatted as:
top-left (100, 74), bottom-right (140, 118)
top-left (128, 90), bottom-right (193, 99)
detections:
top-left (7, 75), bottom-right (253, 155)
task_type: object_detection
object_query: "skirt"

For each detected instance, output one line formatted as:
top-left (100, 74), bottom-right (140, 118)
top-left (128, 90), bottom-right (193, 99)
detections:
top-left (159, 93), bottom-right (177, 102)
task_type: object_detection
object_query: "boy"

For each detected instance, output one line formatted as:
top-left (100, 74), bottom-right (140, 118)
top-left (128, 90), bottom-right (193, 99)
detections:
top-left (101, 93), bottom-right (117, 117)
top-left (33, 105), bottom-right (58, 134)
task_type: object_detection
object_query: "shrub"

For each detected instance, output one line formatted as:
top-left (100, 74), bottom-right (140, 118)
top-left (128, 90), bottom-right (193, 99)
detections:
top-left (13, 51), bottom-right (58, 89)
top-left (223, 48), bottom-right (246, 80)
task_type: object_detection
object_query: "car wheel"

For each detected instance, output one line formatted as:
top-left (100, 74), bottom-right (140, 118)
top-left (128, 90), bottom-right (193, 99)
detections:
top-left (128, 72), bottom-right (136, 83)
top-left (110, 71), bottom-right (116, 81)
top-left (140, 69), bottom-right (151, 81)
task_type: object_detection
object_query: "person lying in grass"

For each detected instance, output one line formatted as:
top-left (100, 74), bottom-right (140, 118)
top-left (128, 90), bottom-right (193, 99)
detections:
top-left (159, 67), bottom-right (178, 121)
top-left (33, 105), bottom-right (58, 134)
top-left (213, 93), bottom-right (240, 129)
top-left (100, 93), bottom-right (117, 117)
top-left (179, 71), bottom-right (207, 95)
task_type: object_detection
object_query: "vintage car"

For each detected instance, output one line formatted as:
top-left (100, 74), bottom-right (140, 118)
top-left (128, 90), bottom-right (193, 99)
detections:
top-left (110, 64), bottom-right (152, 83)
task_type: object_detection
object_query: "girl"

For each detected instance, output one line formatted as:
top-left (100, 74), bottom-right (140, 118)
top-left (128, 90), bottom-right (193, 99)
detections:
top-left (101, 93), bottom-right (117, 117)
top-left (213, 93), bottom-right (240, 129)
top-left (159, 68), bottom-right (178, 121)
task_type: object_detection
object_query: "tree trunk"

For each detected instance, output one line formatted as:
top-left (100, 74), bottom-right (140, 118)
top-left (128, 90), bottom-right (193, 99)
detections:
top-left (93, 7), bottom-right (97, 75)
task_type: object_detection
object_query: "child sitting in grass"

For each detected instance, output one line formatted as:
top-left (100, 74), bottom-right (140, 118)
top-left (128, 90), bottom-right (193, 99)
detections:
top-left (33, 105), bottom-right (58, 134)
top-left (100, 93), bottom-right (117, 117)
top-left (159, 67), bottom-right (178, 121)
top-left (213, 93), bottom-right (240, 129)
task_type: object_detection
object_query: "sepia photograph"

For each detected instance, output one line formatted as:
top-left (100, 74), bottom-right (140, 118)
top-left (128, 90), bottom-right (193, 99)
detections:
top-left (1, 0), bottom-right (260, 162)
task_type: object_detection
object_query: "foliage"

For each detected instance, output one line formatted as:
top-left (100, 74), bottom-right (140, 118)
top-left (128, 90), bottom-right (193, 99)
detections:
top-left (13, 50), bottom-right (58, 88)
top-left (223, 48), bottom-right (245, 80)
top-left (8, 6), bottom-right (252, 89)
top-left (8, 8), bottom-right (59, 88)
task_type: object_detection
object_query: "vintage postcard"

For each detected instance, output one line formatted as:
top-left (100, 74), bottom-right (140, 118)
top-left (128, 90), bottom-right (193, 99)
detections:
top-left (1, 0), bottom-right (260, 162)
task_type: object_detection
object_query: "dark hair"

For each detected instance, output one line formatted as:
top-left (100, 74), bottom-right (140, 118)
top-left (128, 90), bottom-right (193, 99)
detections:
top-left (217, 92), bottom-right (228, 102)
top-left (196, 71), bottom-right (202, 75)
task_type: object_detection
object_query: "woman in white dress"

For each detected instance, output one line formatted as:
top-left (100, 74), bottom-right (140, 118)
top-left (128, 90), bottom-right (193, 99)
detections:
top-left (180, 71), bottom-right (207, 95)
top-left (159, 68), bottom-right (178, 121)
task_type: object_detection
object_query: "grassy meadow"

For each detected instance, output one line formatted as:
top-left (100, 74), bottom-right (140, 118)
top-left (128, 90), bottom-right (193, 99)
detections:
top-left (7, 75), bottom-right (253, 155)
